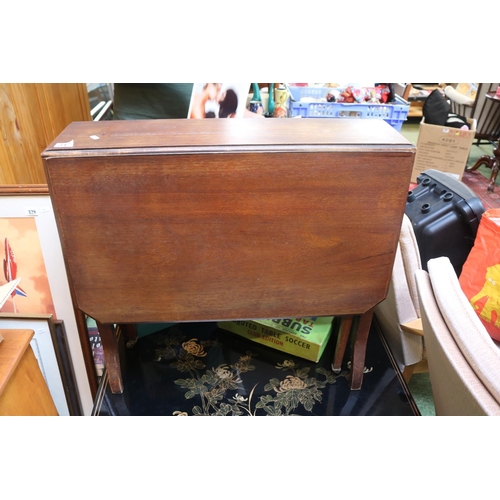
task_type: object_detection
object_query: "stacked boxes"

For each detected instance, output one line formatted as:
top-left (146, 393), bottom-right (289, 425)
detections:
top-left (411, 118), bottom-right (477, 183)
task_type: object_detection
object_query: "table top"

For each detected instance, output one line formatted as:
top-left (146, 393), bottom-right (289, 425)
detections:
top-left (0, 329), bottom-right (34, 394)
top-left (43, 118), bottom-right (414, 154)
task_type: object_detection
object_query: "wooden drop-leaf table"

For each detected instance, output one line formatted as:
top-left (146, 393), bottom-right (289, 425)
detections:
top-left (42, 118), bottom-right (415, 395)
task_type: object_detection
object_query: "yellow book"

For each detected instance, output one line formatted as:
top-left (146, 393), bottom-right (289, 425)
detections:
top-left (217, 316), bottom-right (334, 362)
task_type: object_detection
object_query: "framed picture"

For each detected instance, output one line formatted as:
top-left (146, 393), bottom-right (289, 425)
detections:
top-left (54, 319), bottom-right (83, 415)
top-left (188, 83), bottom-right (250, 119)
top-left (0, 188), bottom-right (93, 415)
top-left (0, 313), bottom-right (82, 415)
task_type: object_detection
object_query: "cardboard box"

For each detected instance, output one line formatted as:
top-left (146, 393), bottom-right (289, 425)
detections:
top-left (217, 316), bottom-right (334, 362)
top-left (411, 117), bottom-right (477, 183)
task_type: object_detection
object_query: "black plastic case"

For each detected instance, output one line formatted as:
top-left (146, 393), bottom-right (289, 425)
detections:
top-left (405, 169), bottom-right (485, 276)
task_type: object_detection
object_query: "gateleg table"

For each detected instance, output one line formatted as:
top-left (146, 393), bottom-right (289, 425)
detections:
top-left (42, 118), bottom-right (415, 395)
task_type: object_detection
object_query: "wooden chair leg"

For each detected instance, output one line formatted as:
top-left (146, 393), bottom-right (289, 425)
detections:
top-left (332, 315), bottom-right (353, 373)
top-left (467, 144), bottom-right (500, 193)
top-left (466, 156), bottom-right (488, 172)
top-left (402, 364), bottom-right (416, 384)
top-left (97, 322), bottom-right (124, 394)
top-left (349, 307), bottom-right (375, 390)
top-left (488, 158), bottom-right (500, 192)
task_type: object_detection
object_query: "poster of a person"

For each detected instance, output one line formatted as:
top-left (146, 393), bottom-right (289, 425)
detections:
top-left (188, 83), bottom-right (249, 119)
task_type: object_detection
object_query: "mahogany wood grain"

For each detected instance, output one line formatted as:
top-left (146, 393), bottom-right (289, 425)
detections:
top-left (44, 116), bottom-right (411, 151)
top-left (96, 323), bottom-right (123, 394)
top-left (349, 307), bottom-right (375, 390)
top-left (43, 118), bottom-right (415, 394)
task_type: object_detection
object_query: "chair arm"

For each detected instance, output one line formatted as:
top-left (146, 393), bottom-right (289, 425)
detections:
top-left (444, 86), bottom-right (475, 106)
top-left (400, 318), bottom-right (424, 337)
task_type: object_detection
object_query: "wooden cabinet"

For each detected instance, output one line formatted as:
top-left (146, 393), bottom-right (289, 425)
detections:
top-left (0, 329), bottom-right (58, 416)
top-left (0, 83), bottom-right (90, 184)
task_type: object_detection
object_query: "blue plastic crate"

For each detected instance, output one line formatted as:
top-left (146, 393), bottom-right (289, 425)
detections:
top-left (287, 86), bottom-right (410, 132)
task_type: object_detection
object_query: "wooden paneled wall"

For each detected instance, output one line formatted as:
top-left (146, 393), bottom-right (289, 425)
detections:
top-left (0, 83), bottom-right (90, 184)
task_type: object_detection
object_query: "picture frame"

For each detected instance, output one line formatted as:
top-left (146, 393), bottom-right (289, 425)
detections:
top-left (54, 319), bottom-right (83, 416)
top-left (0, 313), bottom-right (82, 415)
top-left (0, 186), bottom-right (93, 414)
top-left (188, 83), bottom-right (250, 119)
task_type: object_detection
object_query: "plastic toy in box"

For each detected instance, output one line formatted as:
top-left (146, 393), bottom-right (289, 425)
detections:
top-left (287, 85), bottom-right (410, 131)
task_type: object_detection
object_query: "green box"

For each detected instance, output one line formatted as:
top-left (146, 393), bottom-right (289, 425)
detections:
top-left (217, 316), bottom-right (334, 362)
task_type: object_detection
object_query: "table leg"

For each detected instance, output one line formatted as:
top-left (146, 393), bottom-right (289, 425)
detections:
top-left (349, 307), bottom-right (375, 390)
top-left (488, 157), bottom-right (500, 192)
top-left (467, 141), bottom-right (500, 192)
top-left (97, 322), bottom-right (124, 394)
top-left (466, 157), bottom-right (485, 172)
top-left (332, 315), bottom-right (353, 373)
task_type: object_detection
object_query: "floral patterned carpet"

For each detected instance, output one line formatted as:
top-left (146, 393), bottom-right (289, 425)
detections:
top-left (93, 320), bottom-right (418, 416)
top-left (168, 334), bottom-right (340, 416)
